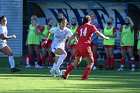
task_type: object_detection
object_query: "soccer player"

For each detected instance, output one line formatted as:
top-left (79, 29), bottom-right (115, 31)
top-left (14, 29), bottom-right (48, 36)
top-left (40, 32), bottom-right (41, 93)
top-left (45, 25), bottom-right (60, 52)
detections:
top-left (90, 13), bottom-right (101, 70)
top-left (26, 15), bottom-right (42, 68)
top-left (40, 18), bottom-right (54, 67)
top-left (0, 16), bottom-right (21, 72)
top-left (103, 17), bottom-right (116, 70)
top-left (117, 17), bottom-right (135, 71)
top-left (62, 15), bottom-right (109, 80)
top-left (42, 17), bottom-right (73, 77)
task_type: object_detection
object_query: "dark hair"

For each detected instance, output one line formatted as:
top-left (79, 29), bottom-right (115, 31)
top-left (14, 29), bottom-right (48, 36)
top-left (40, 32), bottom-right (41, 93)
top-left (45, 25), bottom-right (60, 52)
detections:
top-left (82, 15), bottom-right (91, 25)
top-left (46, 18), bottom-right (53, 24)
top-left (59, 17), bottom-right (67, 24)
top-left (0, 16), bottom-right (6, 22)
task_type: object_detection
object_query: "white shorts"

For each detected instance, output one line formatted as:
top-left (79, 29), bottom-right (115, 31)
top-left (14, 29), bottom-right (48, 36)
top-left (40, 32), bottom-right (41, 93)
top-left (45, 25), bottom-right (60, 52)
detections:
top-left (0, 42), bottom-right (7, 49)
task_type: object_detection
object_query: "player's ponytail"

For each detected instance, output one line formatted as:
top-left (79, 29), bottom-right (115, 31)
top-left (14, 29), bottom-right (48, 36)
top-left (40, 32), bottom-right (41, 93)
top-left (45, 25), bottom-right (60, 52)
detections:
top-left (82, 15), bottom-right (91, 25)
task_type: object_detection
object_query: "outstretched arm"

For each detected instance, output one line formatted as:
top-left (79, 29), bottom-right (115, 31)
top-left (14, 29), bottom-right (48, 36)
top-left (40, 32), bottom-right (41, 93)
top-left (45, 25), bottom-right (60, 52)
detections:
top-left (127, 17), bottom-right (134, 28)
top-left (67, 32), bottom-right (78, 47)
top-left (95, 31), bottom-right (109, 40)
top-left (0, 34), bottom-right (16, 40)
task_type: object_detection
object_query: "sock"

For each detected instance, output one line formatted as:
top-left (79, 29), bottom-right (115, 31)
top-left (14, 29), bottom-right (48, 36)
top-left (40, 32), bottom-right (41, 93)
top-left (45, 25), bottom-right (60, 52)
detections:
top-left (93, 54), bottom-right (98, 66)
top-left (9, 56), bottom-right (15, 69)
top-left (71, 55), bottom-right (75, 62)
top-left (65, 64), bottom-right (75, 77)
top-left (28, 53), bottom-right (33, 63)
top-left (42, 54), bottom-right (46, 65)
top-left (56, 54), bottom-right (67, 68)
top-left (121, 58), bottom-right (125, 65)
top-left (106, 57), bottom-right (110, 68)
top-left (130, 58), bottom-right (135, 65)
top-left (110, 57), bottom-right (115, 68)
top-left (48, 55), bottom-right (53, 65)
top-left (37, 54), bottom-right (41, 63)
top-left (65, 54), bottom-right (70, 62)
top-left (81, 67), bottom-right (91, 79)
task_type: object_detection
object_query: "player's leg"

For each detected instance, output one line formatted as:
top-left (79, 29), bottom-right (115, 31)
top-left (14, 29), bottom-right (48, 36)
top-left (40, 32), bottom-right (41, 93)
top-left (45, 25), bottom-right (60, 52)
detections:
top-left (109, 46), bottom-right (114, 70)
top-left (41, 47), bottom-right (47, 66)
top-left (127, 47), bottom-right (135, 71)
top-left (0, 46), bottom-right (21, 72)
top-left (48, 48), bottom-right (53, 67)
top-left (28, 45), bottom-right (34, 65)
top-left (53, 48), bottom-right (67, 76)
top-left (92, 44), bottom-right (98, 70)
top-left (81, 56), bottom-right (94, 80)
top-left (63, 56), bottom-right (82, 79)
top-left (104, 46), bottom-right (110, 69)
top-left (34, 45), bottom-right (41, 66)
top-left (118, 47), bottom-right (126, 71)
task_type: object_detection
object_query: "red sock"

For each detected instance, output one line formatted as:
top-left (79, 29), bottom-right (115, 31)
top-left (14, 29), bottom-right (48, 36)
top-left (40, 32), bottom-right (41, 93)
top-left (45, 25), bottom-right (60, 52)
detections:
top-left (110, 57), bottom-right (114, 68)
top-left (93, 54), bottom-right (98, 66)
top-left (71, 55), bottom-right (75, 62)
top-left (48, 55), bottom-right (53, 65)
top-left (28, 53), bottom-right (33, 63)
top-left (81, 67), bottom-right (91, 80)
top-left (106, 57), bottom-right (110, 68)
top-left (65, 64), bottom-right (75, 77)
top-left (130, 58), bottom-right (135, 64)
top-left (37, 54), bottom-right (41, 63)
top-left (42, 54), bottom-right (46, 65)
top-left (65, 55), bottom-right (70, 62)
top-left (121, 58), bottom-right (125, 65)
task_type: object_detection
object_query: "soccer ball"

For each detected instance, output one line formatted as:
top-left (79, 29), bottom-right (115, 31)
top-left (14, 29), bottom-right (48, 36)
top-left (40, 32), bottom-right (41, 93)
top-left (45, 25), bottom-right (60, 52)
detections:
top-left (60, 70), bottom-right (66, 76)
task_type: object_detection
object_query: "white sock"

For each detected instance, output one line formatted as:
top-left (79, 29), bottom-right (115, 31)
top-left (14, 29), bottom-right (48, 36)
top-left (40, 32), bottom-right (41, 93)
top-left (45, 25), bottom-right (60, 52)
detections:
top-left (9, 56), bottom-right (15, 69)
top-left (121, 65), bottom-right (124, 68)
top-left (56, 54), bottom-right (67, 68)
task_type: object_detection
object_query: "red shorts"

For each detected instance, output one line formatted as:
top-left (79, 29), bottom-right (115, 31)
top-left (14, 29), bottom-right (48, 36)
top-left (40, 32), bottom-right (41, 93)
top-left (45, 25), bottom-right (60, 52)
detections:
top-left (28, 44), bottom-right (39, 46)
top-left (121, 46), bottom-right (133, 50)
top-left (104, 45), bottom-right (114, 48)
top-left (75, 44), bottom-right (93, 58)
top-left (41, 39), bottom-right (52, 48)
top-left (70, 44), bottom-right (76, 49)
top-left (91, 43), bottom-right (98, 47)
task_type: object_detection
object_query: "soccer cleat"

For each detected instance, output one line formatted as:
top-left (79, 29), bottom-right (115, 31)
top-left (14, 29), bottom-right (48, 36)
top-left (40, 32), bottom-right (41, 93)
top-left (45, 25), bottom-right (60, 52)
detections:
top-left (25, 64), bottom-right (31, 68)
top-left (81, 77), bottom-right (88, 80)
top-left (35, 64), bottom-right (43, 68)
top-left (50, 68), bottom-right (56, 77)
top-left (131, 68), bottom-right (135, 72)
top-left (92, 66), bottom-right (97, 70)
top-left (117, 67), bottom-right (124, 71)
top-left (62, 74), bottom-right (69, 79)
top-left (11, 68), bottom-right (21, 72)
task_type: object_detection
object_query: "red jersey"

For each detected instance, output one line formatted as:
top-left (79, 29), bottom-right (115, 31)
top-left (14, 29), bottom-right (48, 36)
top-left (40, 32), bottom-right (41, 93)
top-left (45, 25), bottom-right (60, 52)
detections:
top-left (76, 23), bottom-right (98, 45)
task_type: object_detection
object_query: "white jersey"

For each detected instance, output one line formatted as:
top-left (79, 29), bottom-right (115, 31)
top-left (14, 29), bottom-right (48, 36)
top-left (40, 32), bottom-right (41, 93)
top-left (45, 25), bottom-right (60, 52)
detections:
top-left (0, 24), bottom-right (8, 49)
top-left (49, 26), bottom-right (72, 50)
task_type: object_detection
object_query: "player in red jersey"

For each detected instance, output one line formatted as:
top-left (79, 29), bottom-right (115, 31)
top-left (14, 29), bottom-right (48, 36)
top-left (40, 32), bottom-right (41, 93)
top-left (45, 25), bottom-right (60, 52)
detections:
top-left (62, 15), bottom-right (109, 80)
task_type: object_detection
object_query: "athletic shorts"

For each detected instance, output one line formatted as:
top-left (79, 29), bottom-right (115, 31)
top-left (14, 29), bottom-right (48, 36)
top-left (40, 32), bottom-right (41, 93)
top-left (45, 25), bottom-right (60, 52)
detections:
top-left (104, 45), bottom-right (114, 48)
top-left (121, 46), bottom-right (133, 50)
top-left (41, 39), bottom-right (52, 48)
top-left (70, 44), bottom-right (76, 49)
top-left (0, 41), bottom-right (7, 49)
top-left (75, 44), bottom-right (93, 58)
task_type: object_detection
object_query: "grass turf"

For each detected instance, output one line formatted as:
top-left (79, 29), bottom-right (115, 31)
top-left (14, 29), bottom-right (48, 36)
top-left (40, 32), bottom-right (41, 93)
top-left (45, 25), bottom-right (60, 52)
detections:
top-left (0, 57), bottom-right (140, 93)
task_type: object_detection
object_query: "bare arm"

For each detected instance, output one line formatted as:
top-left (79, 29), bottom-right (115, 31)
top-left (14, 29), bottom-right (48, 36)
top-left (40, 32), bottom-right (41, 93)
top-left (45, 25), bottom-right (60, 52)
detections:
top-left (0, 34), bottom-right (16, 40)
top-left (67, 32), bottom-right (78, 46)
top-left (95, 31), bottom-right (109, 40)
top-left (127, 17), bottom-right (134, 28)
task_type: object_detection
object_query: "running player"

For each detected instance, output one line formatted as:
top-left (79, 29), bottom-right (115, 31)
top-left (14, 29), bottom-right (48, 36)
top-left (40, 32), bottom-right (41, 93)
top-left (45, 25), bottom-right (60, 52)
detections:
top-left (90, 12), bottom-right (101, 70)
top-left (103, 17), bottom-right (116, 70)
top-left (117, 17), bottom-right (135, 71)
top-left (62, 15), bottom-right (109, 80)
top-left (0, 16), bottom-right (21, 72)
top-left (42, 17), bottom-right (73, 77)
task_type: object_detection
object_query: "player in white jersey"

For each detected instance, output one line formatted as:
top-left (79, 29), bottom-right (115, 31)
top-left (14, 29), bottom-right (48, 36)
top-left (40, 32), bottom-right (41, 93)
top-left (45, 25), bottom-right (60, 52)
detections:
top-left (42, 18), bottom-right (73, 77)
top-left (0, 16), bottom-right (21, 72)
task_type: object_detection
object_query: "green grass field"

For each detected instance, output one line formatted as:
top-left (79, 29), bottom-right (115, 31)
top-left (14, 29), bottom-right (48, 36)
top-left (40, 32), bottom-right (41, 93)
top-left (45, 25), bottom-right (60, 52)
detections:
top-left (0, 57), bottom-right (140, 93)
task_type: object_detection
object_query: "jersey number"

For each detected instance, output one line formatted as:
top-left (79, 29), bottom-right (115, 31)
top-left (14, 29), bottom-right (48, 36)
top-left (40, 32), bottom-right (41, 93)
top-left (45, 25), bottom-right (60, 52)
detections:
top-left (80, 27), bottom-right (87, 36)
